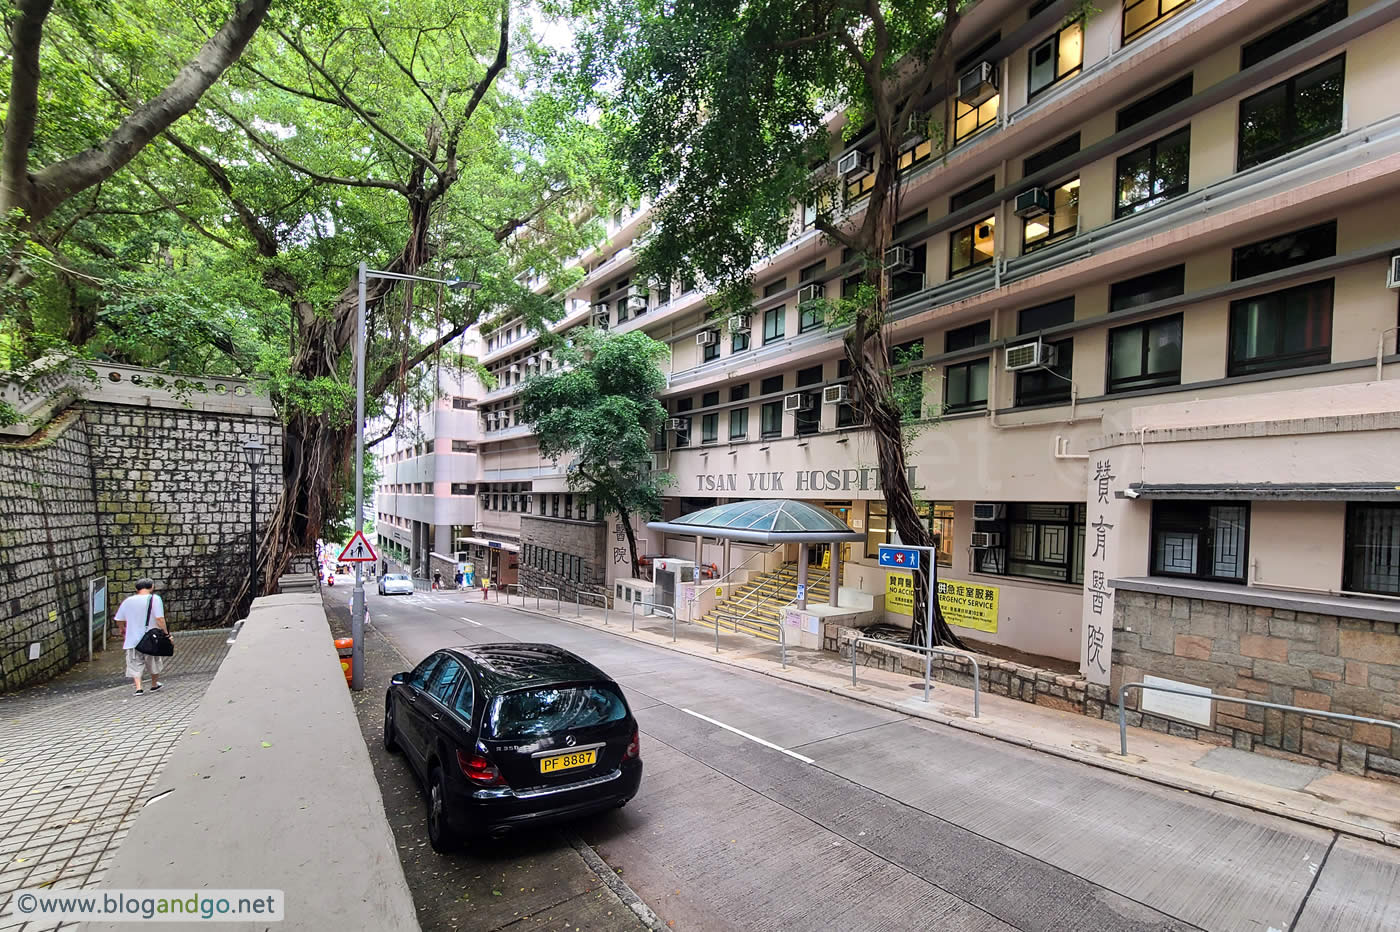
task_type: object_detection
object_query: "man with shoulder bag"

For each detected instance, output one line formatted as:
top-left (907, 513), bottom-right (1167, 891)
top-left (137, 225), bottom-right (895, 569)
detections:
top-left (114, 578), bottom-right (173, 694)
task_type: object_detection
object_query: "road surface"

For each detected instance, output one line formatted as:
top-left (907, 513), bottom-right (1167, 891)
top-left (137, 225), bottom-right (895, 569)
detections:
top-left (361, 587), bottom-right (1400, 932)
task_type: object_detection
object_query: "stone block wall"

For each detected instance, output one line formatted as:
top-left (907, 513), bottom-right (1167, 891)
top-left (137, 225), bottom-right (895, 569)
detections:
top-left (0, 412), bottom-right (102, 690)
top-left (1111, 589), bottom-right (1400, 778)
top-left (518, 514), bottom-right (608, 601)
top-left (84, 404), bottom-right (282, 630)
top-left (827, 623), bottom-right (1109, 716)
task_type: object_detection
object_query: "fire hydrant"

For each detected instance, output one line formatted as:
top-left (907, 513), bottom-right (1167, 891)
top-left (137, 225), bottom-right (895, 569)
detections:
top-left (334, 637), bottom-right (354, 685)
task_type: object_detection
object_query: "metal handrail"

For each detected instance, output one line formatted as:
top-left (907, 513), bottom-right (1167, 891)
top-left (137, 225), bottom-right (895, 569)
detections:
top-left (732, 568), bottom-right (830, 625)
top-left (1116, 682), bottom-right (1400, 757)
top-left (630, 602), bottom-right (678, 641)
top-left (577, 590), bottom-right (609, 625)
top-left (850, 636), bottom-right (981, 715)
top-left (536, 585), bottom-right (560, 613)
top-left (503, 583), bottom-right (521, 604)
top-left (697, 544), bottom-right (784, 598)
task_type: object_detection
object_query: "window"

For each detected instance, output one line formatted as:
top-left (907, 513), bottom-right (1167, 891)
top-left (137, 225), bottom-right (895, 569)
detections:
top-left (890, 340), bottom-right (923, 421)
top-left (760, 375), bottom-right (784, 395)
top-left (702, 391), bottom-right (719, 407)
top-left (1028, 18), bottom-right (1083, 98)
top-left (799, 300), bottom-right (825, 332)
top-left (703, 338), bottom-right (720, 363)
top-left (701, 412), bottom-right (719, 444)
top-left (946, 320), bottom-right (990, 352)
top-left (943, 359), bottom-right (989, 413)
top-left (1231, 221), bottom-right (1336, 281)
top-left (898, 137), bottom-right (933, 174)
top-left (551, 494), bottom-right (560, 517)
top-left (845, 153), bottom-right (876, 202)
top-left (450, 483), bottom-right (475, 496)
top-left (1116, 127), bottom-right (1190, 218)
top-left (729, 407), bottom-right (749, 440)
top-left (732, 327), bottom-right (751, 353)
top-left (426, 657), bottom-right (466, 705)
top-left (950, 217), bottom-right (996, 275)
top-left (1117, 74), bottom-right (1193, 131)
top-left (452, 396), bottom-right (471, 410)
top-left (1023, 133), bottom-right (1080, 178)
top-left (950, 177), bottom-right (994, 213)
top-left (867, 501), bottom-right (958, 561)
top-left (980, 503), bottom-right (1086, 583)
top-left (451, 439), bottom-right (471, 453)
top-left (487, 685), bottom-right (628, 740)
top-left (795, 365), bottom-right (822, 436)
top-left (1228, 279), bottom-right (1334, 376)
top-left (763, 278), bottom-right (787, 297)
top-left (890, 244), bottom-right (927, 299)
top-left (564, 495), bottom-right (573, 519)
top-left (1123, 0), bottom-right (1196, 45)
top-left (673, 415), bottom-right (691, 447)
top-left (730, 384), bottom-right (750, 402)
top-left (799, 260), bottom-right (826, 282)
top-left (1238, 57), bottom-right (1344, 171)
top-left (1023, 178), bottom-right (1079, 253)
top-left (1108, 315), bottom-right (1183, 393)
top-left (1110, 264), bottom-right (1185, 311)
top-left (953, 35), bottom-right (1000, 144)
top-left (760, 400), bottom-right (783, 439)
top-left (763, 306), bottom-right (786, 343)
top-left (1345, 504), bottom-right (1400, 596)
top-left (1016, 298), bottom-right (1074, 407)
top-left (1152, 501), bottom-right (1249, 582)
top-left (655, 281), bottom-right (672, 305)
top-left (933, 504), bottom-right (954, 567)
top-left (1242, 0), bottom-right (1347, 70)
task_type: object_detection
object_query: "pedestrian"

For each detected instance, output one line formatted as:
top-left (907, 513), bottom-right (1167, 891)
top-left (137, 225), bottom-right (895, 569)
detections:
top-left (433, 570), bottom-right (442, 591)
top-left (114, 578), bottom-right (170, 694)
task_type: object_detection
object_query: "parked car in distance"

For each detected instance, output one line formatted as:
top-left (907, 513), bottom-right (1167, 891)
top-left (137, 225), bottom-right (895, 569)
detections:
top-left (378, 573), bottom-right (415, 596)
top-left (383, 643), bottom-right (642, 851)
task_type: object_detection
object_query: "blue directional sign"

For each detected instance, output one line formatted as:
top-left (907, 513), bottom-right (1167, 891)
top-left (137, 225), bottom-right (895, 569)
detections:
top-left (878, 545), bottom-right (921, 570)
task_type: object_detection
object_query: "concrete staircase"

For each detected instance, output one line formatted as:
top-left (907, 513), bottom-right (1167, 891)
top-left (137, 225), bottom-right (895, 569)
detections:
top-left (693, 563), bottom-right (829, 642)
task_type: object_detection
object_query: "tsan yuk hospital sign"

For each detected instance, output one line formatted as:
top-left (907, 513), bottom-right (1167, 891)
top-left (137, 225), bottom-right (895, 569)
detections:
top-left (694, 466), bottom-right (918, 495)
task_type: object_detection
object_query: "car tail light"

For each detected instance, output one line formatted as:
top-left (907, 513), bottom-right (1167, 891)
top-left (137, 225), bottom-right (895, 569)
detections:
top-left (457, 748), bottom-right (507, 786)
top-left (623, 726), bottom-right (640, 761)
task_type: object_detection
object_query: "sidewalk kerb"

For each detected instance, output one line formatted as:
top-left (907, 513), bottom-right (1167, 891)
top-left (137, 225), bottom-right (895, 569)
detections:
top-left (500, 600), bottom-right (1400, 849)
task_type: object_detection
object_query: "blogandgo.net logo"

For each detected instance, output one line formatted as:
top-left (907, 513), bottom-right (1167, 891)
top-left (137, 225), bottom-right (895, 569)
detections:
top-left (8, 889), bottom-right (284, 922)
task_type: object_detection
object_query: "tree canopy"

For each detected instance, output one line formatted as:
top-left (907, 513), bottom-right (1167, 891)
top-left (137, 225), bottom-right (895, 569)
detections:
top-left (519, 328), bottom-right (672, 578)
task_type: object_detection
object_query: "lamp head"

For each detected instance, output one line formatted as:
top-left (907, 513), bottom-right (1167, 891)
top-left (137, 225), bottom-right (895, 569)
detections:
top-left (448, 279), bottom-right (482, 293)
top-left (242, 439), bottom-right (267, 469)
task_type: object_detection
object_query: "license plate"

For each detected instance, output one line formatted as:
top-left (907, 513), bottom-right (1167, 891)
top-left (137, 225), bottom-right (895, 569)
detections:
top-left (539, 749), bottom-right (597, 774)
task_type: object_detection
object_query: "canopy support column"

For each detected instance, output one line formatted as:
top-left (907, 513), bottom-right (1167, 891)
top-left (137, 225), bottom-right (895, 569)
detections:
top-left (796, 543), bottom-right (809, 611)
top-left (829, 544), bottom-right (841, 608)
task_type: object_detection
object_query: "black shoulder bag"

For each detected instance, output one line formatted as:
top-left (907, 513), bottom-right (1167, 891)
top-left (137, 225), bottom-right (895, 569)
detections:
top-left (134, 595), bottom-right (175, 657)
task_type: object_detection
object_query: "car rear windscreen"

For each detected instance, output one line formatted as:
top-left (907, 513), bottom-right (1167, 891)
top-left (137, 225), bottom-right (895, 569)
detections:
top-left (487, 685), bottom-right (627, 739)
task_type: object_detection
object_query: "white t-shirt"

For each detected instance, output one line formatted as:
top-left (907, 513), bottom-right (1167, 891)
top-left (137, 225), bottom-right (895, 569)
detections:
top-left (115, 594), bottom-right (165, 649)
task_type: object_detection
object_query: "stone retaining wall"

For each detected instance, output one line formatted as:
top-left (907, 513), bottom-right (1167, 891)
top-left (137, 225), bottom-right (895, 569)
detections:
top-left (519, 514), bottom-right (609, 601)
top-left (1111, 588), bottom-right (1400, 778)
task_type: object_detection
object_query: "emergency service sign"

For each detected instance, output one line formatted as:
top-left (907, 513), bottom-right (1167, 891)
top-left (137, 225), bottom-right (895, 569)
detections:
top-left (885, 574), bottom-right (1000, 634)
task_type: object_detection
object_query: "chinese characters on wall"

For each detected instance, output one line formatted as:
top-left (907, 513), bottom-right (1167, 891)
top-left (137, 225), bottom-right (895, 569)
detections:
top-left (1081, 459), bottom-right (1117, 684)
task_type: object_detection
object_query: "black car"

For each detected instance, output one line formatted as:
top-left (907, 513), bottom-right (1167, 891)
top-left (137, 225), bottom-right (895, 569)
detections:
top-left (384, 643), bottom-right (642, 851)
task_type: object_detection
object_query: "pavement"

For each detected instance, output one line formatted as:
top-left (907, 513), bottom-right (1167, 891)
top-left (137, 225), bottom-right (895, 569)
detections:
top-left (360, 587), bottom-right (1400, 932)
top-left (500, 593), bottom-right (1400, 849)
top-left (324, 594), bottom-right (660, 932)
top-left (0, 629), bottom-right (231, 931)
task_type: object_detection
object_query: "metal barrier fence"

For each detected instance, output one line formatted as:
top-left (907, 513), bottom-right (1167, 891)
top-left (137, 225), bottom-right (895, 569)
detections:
top-left (710, 609), bottom-right (790, 666)
top-left (577, 590), bottom-right (609, 624)
top-left (850, 637), bottom-right (981, 716)
top-left (631, 602), bottom-right (677, 641)
top-left (503, 583), bottom-right (521, 604)
top-left (536, 586), bottom-right (560, 613)
top-left (1116, 682), bottom-right (1400, 757)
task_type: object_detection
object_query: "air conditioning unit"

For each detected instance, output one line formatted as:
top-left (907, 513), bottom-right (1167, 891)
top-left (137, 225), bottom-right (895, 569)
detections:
top-left (958, 61), bottom-right (999, 106)
top-left (784, 392), bottom-right (813, 412)
top-left (626, 295), bottom-right (648, 312)
top-left (526, 355), bottom-right (538, 366)
top-left (822, 385), bottom-right (849, 405)
top-left (1014, 187), bottom-right (1050, 219)
top-left (900, 111), bottom-right (929, 152)
top-left (540, 350), bottom-right (552, 362)
top-left (509, 364), bottom-right (520, 374)
top-left (970, 531), bottom-right (1002, 548)
top-left (973, 502), bottom-right (1005, 521)
top-left (666, 417), bottom-right (688, 432)
top-left (696, 330), bottom-right (719, 346)
top-left (884, 246), bottom-right (914, 272)
top-left (1388, 255), bottom-right (1400, 289)
top-left (590, 301), bottom-right (609, 316)
top-left (1005, 340), bottom-right (1058, 371)
top-left (625, 283), bottom-right (648, 299)
top-left (838, 150), bottom-right (873, 179)
top-left (797, 282), bottom-right (825, 303)
top-left (732, 313), bottom-right (752, 333)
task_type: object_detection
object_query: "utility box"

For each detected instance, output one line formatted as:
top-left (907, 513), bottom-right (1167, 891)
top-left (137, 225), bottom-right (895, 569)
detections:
top-left (652, 559), bottom-right (699, 613)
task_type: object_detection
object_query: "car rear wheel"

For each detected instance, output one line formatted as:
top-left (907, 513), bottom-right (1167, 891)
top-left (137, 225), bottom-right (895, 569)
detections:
top-left (427, 766), bottom-right (455, 853)
top-left (382, 698), bottom-right (399, 753)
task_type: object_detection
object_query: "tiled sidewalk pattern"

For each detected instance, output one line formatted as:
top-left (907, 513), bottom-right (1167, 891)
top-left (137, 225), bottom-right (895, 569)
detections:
top-left (0, 630), bottom-right (231, 931)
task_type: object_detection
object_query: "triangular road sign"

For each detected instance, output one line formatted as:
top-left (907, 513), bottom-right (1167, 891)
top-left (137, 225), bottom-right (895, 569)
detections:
top-left (338, 531), bottom-right (378, 563)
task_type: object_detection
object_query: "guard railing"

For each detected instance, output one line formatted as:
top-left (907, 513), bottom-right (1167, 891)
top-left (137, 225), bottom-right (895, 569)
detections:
top-left (711, 608), bottom-right (789, 667)
top-left (577, 590), bottom-right (609, 624)
top-left (1116, 682), bottom-right (1400, 757)
top-left (631, 602), bottom-right (678, 641)
top-left (849, 637), bottom-right (981, 716)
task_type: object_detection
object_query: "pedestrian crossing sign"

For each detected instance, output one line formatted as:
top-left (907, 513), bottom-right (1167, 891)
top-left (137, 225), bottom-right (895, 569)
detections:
top-left (338, 531), bottom-right (378, 563)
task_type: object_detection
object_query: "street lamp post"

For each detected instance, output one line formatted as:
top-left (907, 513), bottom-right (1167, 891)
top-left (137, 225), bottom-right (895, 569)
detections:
top-left (350, 263), bottom-right (479, 690)
top-left (241, 440), bottom-right (267, 605)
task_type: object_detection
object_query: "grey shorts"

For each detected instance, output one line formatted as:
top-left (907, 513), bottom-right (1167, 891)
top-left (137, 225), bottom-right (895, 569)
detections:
top-left (125, 649), bottom-right (164, 679)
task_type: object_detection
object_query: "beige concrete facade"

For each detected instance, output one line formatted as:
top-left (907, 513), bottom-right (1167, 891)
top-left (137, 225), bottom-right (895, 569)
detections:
top-left (477, 0), bottom-right (1400, 686)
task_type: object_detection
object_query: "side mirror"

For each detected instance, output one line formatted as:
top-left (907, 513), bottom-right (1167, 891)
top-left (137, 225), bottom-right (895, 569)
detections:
top-left (390, 673), bottom-right (407, 687)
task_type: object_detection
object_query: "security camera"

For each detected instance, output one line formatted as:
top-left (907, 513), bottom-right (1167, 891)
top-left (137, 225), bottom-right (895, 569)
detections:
top-left (1123, 488), bottom-right (1140, 499)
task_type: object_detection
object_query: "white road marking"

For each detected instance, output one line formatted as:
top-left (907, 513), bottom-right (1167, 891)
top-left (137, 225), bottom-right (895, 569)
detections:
top-left (682, 708), bottom-right (815, 764)
top-left (460, 617), bottom-right (483, 626)
top-left (423, 606), bottom-right (438, 613)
